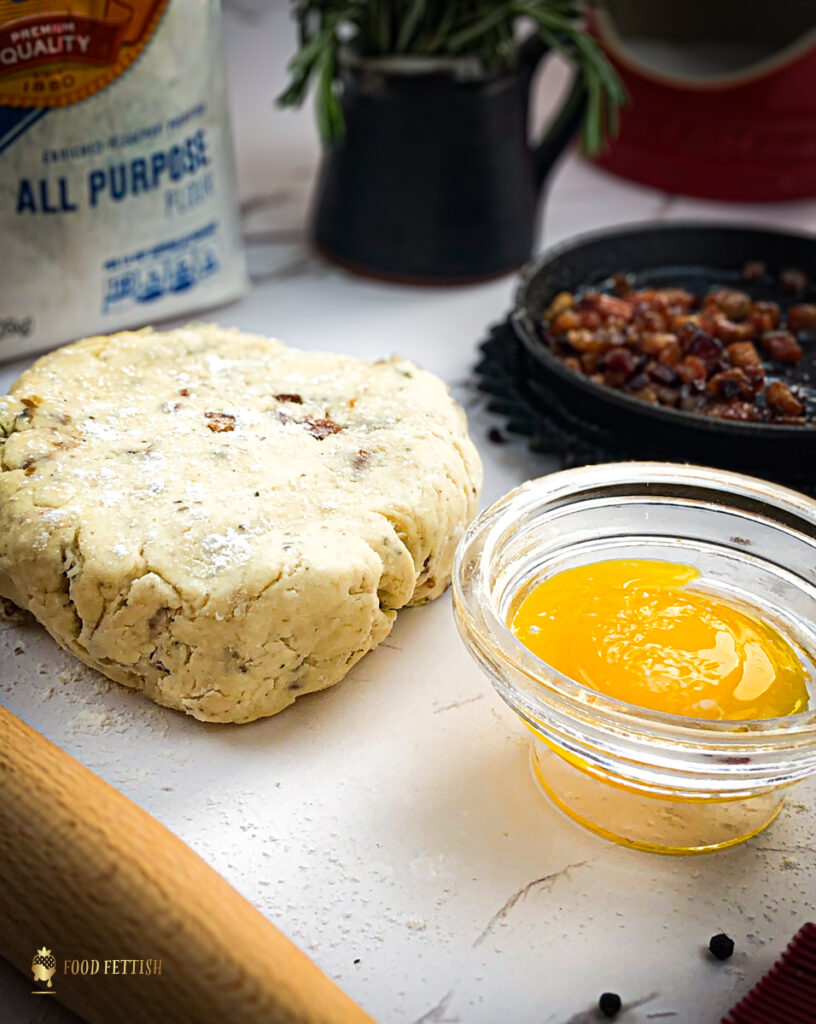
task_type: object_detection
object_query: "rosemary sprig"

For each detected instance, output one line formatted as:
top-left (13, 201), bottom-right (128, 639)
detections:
top-left (277, 1), bottom-right (625, 153)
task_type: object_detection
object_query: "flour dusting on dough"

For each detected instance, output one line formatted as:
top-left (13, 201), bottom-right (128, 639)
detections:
top-left (0, 325), bottom-right (482, 723)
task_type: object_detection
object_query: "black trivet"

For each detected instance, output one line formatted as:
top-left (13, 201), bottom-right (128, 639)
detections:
top-left (476, 319), bottom-right (816, 498)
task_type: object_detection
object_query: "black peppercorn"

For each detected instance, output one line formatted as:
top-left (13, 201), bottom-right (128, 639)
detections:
top-left (598, 991), bottom-right (622, 1018)
top-left (709, 933), bottom-right (735, 960)
top-left (487, 427), bottom-right (506, 445)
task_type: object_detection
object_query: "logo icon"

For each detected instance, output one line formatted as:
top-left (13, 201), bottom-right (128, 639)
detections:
top-left (0, 0), bottom-right (170, 109)
top-left (31, 947), bottom-right (56, 994)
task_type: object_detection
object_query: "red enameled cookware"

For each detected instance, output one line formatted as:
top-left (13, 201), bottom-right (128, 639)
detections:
top-left (590, 3), bottom-right (816, 201)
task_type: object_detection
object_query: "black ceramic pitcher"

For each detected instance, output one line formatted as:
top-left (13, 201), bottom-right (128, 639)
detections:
top-left (312, 37), bottom-right (587, 283)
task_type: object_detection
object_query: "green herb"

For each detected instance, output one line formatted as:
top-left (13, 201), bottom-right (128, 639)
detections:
top-left (278, 1), bottom-right (626, 154)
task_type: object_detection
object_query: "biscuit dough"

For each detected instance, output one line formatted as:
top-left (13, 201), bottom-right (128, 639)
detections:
top-left (0, 326), bottom-right (482, 722)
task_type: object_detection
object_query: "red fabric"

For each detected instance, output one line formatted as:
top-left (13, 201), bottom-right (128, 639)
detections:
top-left (593, 38), bottom-right (816, 201)
top-left (722, 922), bottom-right (816, 1023)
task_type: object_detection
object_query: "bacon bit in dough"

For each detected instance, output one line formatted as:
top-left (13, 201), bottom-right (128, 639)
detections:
top-left (302, 416), bottom-right (342, 440)
top-left (205, 411), bottom-right (236, 432)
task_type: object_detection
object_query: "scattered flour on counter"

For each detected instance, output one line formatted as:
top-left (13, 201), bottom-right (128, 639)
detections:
top-left (69, 709), bottom-right (122, 735)
top-left (112, 767), bottom-right (153, 787)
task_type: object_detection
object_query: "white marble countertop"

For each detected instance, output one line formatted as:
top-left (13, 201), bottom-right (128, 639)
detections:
top-left (2, 4), bottom-right (815, 1023)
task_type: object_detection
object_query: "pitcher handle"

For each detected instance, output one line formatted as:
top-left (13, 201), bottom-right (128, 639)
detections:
top-left (519, 34), bottom-right (588, 193)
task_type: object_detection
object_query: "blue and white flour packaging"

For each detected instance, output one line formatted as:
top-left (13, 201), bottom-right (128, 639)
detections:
top-left (0, 0), bottom-right (247, 361)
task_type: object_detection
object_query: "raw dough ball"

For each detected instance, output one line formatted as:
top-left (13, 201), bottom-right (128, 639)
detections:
top-left (0, 325), bottom-right (482, 722)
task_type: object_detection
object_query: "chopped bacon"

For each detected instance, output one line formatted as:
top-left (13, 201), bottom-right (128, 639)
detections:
top-left (779, 266), bottom-right (810, 293)
top-left (566, 328), bottom-right (607, 353)
top-left (762, 331), bottom-right (802, 365)
top-left (750, 301), bottom-right (780, 333)
top-left (544, 291), bottom-right (574, 321)
top-left (707, 289), bottom-right (752, 321)
top-left (708, 368), bottom-right (754, 402)
top-left (601, 347), bottom-right (639, 386)
top-left (766, 380), bottom-right (804, 417)
top-left (727, 341), bottom-right (762, 369)
top-left (709, 314), bottom-right (756, 344)
top-left (640, 332), bottom-right (679, 357)
top-left (786, 304), bottom-right (816, 332)
top-left (542, 278), bottom-right (811, 426)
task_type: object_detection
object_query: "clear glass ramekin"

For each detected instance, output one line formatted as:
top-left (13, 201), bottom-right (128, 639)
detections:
top-left (452, 463), bottom-right (816, 854)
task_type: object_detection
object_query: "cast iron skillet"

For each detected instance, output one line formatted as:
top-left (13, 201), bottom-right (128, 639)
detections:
top-left (511, 222), bottom-right (816, 475)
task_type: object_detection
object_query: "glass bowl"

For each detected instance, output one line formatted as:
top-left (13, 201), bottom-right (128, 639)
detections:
top-left (452, 462), bottom-right (816, 854)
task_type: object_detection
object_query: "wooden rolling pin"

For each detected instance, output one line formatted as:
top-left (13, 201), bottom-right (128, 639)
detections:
top-left (0, 706), bottom-right (377, 1024)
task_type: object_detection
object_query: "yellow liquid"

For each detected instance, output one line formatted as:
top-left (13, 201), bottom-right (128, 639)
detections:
top-left (510, 559), bottom-right (810, 721)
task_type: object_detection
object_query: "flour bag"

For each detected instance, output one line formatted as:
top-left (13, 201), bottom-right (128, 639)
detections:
top-left (0, 0), bottom-right (247, 361)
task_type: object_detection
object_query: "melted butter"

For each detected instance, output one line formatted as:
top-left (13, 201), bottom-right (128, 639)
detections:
top-left (510, 559), bottom-right (810, 721)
